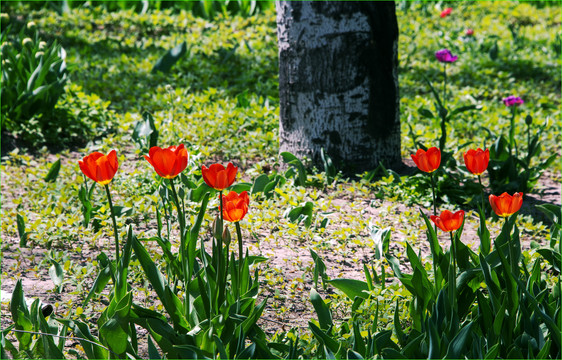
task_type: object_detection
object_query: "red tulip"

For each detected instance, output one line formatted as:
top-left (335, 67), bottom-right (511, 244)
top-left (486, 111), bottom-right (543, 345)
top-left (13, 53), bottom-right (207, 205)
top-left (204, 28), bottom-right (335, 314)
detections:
top-left (430, 210), bottom-right (465, 232)
top-left (440, 7), bottom-right (452, 18)
top-left (221, 191), bottom-right (249, 223)
top-left (489, 192), bottom-right (523, 217)
top-left (411, 147), bottom-right (441, 173)
top-left (144, 145), bottom-right (188, 179)
top-left (202, 162), bottom-right (238, 191)
top-left (463, 148), bottom-right (489, 175)
top-left (79, 150), bottom-right (118, 185)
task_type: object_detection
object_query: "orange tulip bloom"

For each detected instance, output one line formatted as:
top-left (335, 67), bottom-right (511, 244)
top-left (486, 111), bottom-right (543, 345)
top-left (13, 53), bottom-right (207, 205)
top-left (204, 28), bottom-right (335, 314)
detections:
top-left (144, 144), bottom-right (188, 179)
top-left (411, 147), bottom-right (441, 173)
top-left (489, 192), bottom-right (523, 217)
top-left (202, 162), bottom-right (238, 190)
top-left (221, 191), bottom-right (250, 223)
top-left (430, 210), bottom-right (464, 232)
top-left (463, 148), bottom-right (489, 175)
top-left (79, 150), bottom-right (119, 185)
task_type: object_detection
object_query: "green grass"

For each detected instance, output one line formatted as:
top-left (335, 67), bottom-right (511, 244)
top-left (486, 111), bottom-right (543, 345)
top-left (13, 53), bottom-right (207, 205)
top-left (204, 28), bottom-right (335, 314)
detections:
top-left (1, 1), bottom-right (560, 358)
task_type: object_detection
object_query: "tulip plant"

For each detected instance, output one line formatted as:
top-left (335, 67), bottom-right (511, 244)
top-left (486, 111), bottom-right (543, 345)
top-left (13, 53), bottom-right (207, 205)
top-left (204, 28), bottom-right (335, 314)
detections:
top-left (487, 96), bottom-right (557, 194)
top-left (306, 143), bottom-right (560, 359)
top-left (51, 145), bottom-right (271, 359)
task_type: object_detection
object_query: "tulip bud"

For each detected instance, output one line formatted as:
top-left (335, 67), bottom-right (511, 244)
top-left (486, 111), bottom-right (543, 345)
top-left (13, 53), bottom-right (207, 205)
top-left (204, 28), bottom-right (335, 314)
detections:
top-left (223, 226), bottom-right (231, 246)
top-left (213, 216), bottom-right (223, 240)
top-left (27, 21), bottom-right (36, 31)
top-left (525, 114), bottom-right (533, 126)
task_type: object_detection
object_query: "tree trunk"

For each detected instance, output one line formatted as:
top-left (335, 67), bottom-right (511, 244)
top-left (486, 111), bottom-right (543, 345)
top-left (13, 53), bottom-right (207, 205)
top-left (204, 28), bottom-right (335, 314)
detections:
top-left (276, 1), bottom-right (400, 174)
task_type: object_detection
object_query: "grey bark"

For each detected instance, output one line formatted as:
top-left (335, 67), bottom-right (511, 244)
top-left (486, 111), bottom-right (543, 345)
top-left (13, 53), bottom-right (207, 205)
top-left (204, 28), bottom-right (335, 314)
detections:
top-left (276, 1), bottom-right (401, 174)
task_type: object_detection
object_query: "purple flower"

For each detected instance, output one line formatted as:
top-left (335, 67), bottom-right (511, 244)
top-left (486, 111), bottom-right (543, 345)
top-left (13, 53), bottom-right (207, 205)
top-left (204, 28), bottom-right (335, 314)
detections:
top-left (435, 49), bottom-right (458, 63)
top-left (502, 95), bottom-right (524, 107)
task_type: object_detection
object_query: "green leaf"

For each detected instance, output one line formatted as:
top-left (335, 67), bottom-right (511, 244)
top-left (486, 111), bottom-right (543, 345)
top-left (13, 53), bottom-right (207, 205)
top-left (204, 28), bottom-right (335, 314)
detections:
top-left (281, 152), bottom-right (307, 187)
top-left (426, 316), bottom-right (441, 359)
top-left (133, 111), bottom-right (159, 149)
top-left (251, 174), bottom-right (270, 195)
top-left (381, 348), bottom-right (407, 359)
top-left (535, 340), bottom-right (551, 359)
top-left (310, 289), bottom-right (333, 330)
top-left (99, 317), bottom-right (128, 355)
top-left (189, 192), bottom-right (210, 278)
top-left (393, 300), bottom-right (406, 346)
top-left (536, 248), bottom-right (561, 272)
top-left (44, 159), bottom-right (61, 182)
top-left (151, 41), bottom-right (188, 74)
top-left (229, 182), bottom-right (252, 193)
top-left (422, 75), bottom-right (443, 110)
top-left (311, 249), bottom-right (328, 290)
top-left (327, 279), bottom-right (369, 300)
top-left (286, 201), bottom-right (314, 228)
top-left (445, 322), bottom-right (474, 359)
top-left (370, 225), bottom-right (391, 260)
top-left (478, 206), bottom-right (491, 255)
top-left (132, 237), bottom-right (188, 332)
top-left (320, 147), bottom-right (336, 185)
top-left (489, 41), bottom-right (499, 60)
top-left (535, 204), bottom-right (561, 225)
top-left (55, 319), bottom-right (108, 359)
top-left (484, 343), bottom-right (500, 359)
top-left (115, 226), bottom-right (134, 300)
top-left (347, 349), bottom-right (363, 359)
top-left (448, 104), bottom-right (481, 117)
top-left (83, 264), bottom-right (112, 306)
top-left (417, 106), bottom-right (435, 119)
top-left (16, 213), bottom-right (27, 247)
top-left (309, 321), bottom-right (340, 354)
top-left (48, 259), bottom-right (64, 288)
top-left (479, 254), bottom-right (501, 312)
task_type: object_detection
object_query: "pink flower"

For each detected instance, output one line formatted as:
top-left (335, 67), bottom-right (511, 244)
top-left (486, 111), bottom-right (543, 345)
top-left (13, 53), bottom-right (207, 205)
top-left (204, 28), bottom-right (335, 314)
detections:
top-left (435, 49), bottom-right (458, 63)
top-left (440, 7), bottom-right (452, 18)
top-left (502, 95), bottom-right (524, 107)
top-left (465, 28), bottom-right (474, 36)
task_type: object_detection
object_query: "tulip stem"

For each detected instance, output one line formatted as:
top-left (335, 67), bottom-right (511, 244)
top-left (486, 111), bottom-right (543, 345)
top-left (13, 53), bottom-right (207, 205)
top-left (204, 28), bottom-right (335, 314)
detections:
top-left (104, 184), bottom-right (120, 264)
top-left (216, 191), bottom-right (224, 308)
top-left (477, 175), bottom-right (486, 215)
top-left (430, 172), bottom-right (437, 233)
top-left (235, 221), bottom-right (244, 297)
top-left (449, 231), bottom-right (457, 316)
top-left (439, 63), bottom-right (447, 152)
top-left (442, 63), bottom-right (447, 109)
top-left (509, 107), bottom-right (516, 157)
top-left (505, 216), bottom-right (516, 274)
top-left (169, 178), bottom-right (189, 312)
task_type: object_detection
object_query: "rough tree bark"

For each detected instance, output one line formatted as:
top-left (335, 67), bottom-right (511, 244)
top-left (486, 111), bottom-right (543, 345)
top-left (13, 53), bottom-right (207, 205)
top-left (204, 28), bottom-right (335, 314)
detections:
top-left (276, 1), bottom-right (400, 173)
